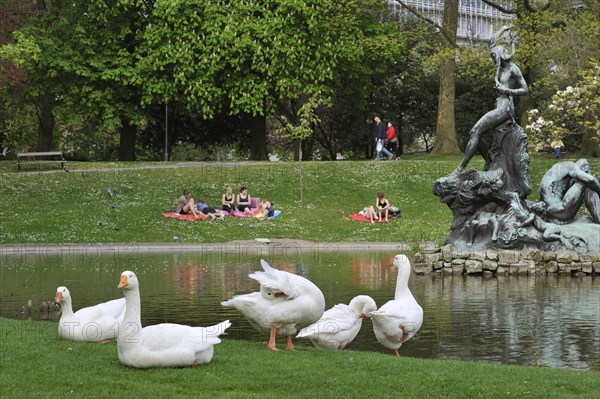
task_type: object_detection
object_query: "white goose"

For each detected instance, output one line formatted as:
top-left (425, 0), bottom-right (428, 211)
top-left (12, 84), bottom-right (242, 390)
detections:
top-left (296, 295), bottom-right (377, 350)
top-left (370, 254), bottom-right (423, 356)
top-left (117, 270), bottom-right (231, 368)
top-left (221, 259), bottom-right (325, 351)
top-left (55, 286), bottom-right (125, 342)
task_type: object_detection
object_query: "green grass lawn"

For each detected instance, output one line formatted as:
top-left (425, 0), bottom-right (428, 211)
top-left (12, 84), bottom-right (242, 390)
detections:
top-left (1, 317), bottom-right (598, 399)
top-left (2, 154), bottom-right (591, 245)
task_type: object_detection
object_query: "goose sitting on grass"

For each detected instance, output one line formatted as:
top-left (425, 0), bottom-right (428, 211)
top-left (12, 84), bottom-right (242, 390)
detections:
top-left (117, 270), bottom-right (231, 368)
top-left (370, 254), bottom-right (423, 356)
top-left (221, 259), bottom-right (325, 351)
top-left (55, 286), bottom-right (125, 342)
top-left (296, 295), bottom-right (377, 350)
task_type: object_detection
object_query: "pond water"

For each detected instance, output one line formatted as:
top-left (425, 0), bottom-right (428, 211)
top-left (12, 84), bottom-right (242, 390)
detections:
top-left (1, 250), bottom-right (598, 371)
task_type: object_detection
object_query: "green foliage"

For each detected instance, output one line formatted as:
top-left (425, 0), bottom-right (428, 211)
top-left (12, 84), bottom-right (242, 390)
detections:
top-left (0, 91), bottom-right (37, 153)
top-left (0, 31), bottom-right (40, 64)
top-left (516, 0), bottom-right (600, 110)
top-left (138, 0), bottom-right (402, 118)
top-left (454, 44), bottom-right (498, 149)
top-left (525, 63), bottom-right (600, 152)
top-left (368, 20), bottom-right (439, 152)
top-left (276, 95), bottom-right (329, 140)
top-left (1, 0), bottom-right (404, 161)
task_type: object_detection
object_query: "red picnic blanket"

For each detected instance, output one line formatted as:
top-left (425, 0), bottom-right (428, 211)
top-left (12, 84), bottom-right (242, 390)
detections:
top-left (162, 212), bottom-right (207, 221)
top-left (349, 213), bottom-right (391, 223)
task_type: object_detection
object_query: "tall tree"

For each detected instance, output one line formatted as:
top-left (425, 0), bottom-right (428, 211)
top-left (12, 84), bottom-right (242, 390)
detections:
top-left (433, 0), bottom-right (460, 154)
top-left (391, 0), bottom-right (461, 153)
top-left (2, 0), bottom-right (152, 160)
top-left (1, 0), bottom-right (63, 151)
top-left (0, 0), bottom-right (37, 151)
top-left (138, 0), bottom-right (401, 160)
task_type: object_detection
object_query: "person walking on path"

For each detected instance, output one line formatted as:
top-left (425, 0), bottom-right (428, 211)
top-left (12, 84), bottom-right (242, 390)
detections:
top-left (374, 116), bottom-right (393, 161)
top-left (386, 121), bottom-right (399, 160)
top-left (551, 139), bottom-right (564, 160)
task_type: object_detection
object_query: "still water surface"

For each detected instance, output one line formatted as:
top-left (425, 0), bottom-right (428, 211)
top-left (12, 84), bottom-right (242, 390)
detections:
top-left (1, 251), bottom-right (598, 371)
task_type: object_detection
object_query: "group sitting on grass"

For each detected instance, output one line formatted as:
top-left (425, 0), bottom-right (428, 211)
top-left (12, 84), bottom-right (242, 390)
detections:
top-left (172, 187), bottom-right (276, 221)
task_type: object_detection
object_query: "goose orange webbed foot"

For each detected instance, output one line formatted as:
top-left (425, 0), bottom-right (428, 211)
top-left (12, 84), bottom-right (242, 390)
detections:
top-left (266, 343), bottom-right (280, 351)
top-left (267, 327), bottom-right (280, 351)
top-left (285, 336), bottom-right (296, 351)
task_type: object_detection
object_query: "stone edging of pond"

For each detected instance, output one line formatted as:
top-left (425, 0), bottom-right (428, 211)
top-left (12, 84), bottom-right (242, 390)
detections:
top-left (0, 239), bottom-right (412, 257)
top-left (5, 241), bottom-right (597, 276)
top-left (413, 242), bottom-right (600, 276)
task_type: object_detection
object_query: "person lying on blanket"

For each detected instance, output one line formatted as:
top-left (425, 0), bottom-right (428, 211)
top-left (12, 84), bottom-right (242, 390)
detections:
top-left (359, 205), bottom-right (379, 224)
top-left (253, 200), bottom-right (275, 221)
top-left (176, 189), bottom-right (202, 218)
top-left (196, 199), bottom-right (225, 221)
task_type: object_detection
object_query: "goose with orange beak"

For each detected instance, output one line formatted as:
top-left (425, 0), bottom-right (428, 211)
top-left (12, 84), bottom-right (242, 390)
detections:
top-left (55, 286), bottom-right (125, 342)
top-left (221, 259), bottom-right (325, 351)
top-left (370, 254), bottom-right (423, 356)
top-left (117, 270), bottom-right (231, 368)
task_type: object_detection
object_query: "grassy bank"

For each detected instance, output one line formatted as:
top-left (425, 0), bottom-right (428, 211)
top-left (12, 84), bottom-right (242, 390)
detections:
top-left (2, 154), bottom-right (590, 245)
top-left (1, 317), bottom-right (598, 399)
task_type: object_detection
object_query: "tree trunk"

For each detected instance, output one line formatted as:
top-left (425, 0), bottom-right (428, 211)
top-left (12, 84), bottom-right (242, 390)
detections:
top-left (293, 139), bottom-right (300, 161)
top-left (118, 118), bottom-right (137, 161)
top-left (433, 0), bottom-right (460, 154)
top-left (580, 130), bottom-right (600, 157)
top-left (249, 114), bottom-right (267, 160)
top-left (35, 94), bottom-right (55, 151)
top-left (397, 113), bottom-right (404, 156)
top-left (301, 138), bottom-right (313, 161)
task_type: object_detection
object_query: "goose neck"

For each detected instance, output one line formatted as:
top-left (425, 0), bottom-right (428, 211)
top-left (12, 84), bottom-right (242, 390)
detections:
top-left (394, 271), bottom-right (410, 299)
top-left (122, 288), bottom-right (142, 326)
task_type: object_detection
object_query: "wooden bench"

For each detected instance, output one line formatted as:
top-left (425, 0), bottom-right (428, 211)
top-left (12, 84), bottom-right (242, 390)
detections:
top-left (17, 151), bottom-right (67, 171)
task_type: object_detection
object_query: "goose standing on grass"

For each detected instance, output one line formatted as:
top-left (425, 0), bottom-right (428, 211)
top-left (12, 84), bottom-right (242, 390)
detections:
top-left (117, 270), bottom-right (231, 368)
top-left (370, 254), bottom-right (423, 356)
top-left (221, 259), bottom-right (325, 351)
top-left (296, 295), bottom-right (377, 350)
top-left (55, 286), bottom-right (125, 342)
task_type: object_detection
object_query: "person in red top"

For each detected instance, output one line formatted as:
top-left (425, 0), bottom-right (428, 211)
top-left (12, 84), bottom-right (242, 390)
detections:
top-left (386, 121), bottom-right (399, 160)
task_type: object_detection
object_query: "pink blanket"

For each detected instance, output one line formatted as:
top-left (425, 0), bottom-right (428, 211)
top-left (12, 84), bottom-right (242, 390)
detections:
top-left (232, 208), bottom-right (258, 217)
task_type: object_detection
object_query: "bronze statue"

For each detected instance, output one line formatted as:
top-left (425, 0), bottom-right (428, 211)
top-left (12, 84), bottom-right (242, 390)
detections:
top-left (531, 159), bottom-right (600, 224)
top-left (455, 26), bottom-right (529, 174)
top-left (433, 26), bottom-right (600, 253)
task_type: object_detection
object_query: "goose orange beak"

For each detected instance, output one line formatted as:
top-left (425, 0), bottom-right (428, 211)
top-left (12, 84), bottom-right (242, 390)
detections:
top-left (118, 275), bottom-right (128, 288)
top-left (55, 292), bottom-right (62, 302)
